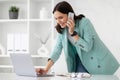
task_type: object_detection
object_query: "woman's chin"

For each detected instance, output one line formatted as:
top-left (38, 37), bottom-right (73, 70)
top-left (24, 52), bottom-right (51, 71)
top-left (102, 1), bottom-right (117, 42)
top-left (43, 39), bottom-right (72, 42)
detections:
top-left (61, 25), bottom-right (66, 28)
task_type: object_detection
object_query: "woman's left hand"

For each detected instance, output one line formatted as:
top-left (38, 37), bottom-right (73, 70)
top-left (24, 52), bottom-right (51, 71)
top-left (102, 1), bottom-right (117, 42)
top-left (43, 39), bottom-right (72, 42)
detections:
top-left (67, 18), bottom-right (75, 34)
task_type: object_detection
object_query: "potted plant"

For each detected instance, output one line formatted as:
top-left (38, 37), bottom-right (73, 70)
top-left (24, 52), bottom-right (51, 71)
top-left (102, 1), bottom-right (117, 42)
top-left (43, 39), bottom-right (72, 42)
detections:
top-left (9, 6), bottom-right (19, 19)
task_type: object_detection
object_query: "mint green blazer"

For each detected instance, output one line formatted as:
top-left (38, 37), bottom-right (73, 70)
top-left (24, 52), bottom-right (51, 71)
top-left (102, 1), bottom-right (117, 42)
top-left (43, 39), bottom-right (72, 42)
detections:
top-left (50, 18), bottom-right (119, 74)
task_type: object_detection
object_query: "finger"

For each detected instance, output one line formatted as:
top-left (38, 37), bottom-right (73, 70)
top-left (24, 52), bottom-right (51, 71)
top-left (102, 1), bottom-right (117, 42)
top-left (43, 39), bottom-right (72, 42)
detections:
top-left (35, 68), bottom-right (39, 72)
top-left (68, 19), bottom-right (75, 26)
top-left (67, 23), bottom-right (71, 28)
top-left (67, 21), bottom-right (72, 27)
top-left (38, 68), bottom-right (46, 74)
top-left (69, 19), bottom-right (75, 27)
top-left (68, 18), bottom-right (74, 23)
top-left (67, 22), bottom-right (73, 28)
top-left (68, 18), bottom-right (73, 21)
top-left (35, 68), bottom-right (41, 74)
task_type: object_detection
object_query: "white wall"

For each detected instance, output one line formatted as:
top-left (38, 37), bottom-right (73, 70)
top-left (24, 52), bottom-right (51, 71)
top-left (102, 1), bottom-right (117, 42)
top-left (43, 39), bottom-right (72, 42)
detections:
top-left (53, 0), bottom-right (120, 77)
top-left (0, 26), bottom-right (1, 43)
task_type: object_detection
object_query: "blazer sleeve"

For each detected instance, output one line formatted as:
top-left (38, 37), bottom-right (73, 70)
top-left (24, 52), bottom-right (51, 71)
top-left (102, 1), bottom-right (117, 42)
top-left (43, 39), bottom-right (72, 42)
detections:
top-left (75, 18), bottom-right (95, 52)
top-left (50, 33), bottom-right (63, 62)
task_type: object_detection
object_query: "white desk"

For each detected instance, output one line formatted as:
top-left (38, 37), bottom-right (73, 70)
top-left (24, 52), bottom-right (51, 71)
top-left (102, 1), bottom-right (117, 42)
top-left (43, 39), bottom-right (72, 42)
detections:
top-left (0, 73), bottom-right (119, 80)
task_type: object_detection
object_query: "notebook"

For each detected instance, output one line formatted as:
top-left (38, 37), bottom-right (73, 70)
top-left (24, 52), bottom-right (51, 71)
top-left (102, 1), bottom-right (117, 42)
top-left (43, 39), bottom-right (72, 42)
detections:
top-left (10, 53), bottom-right (54, 77)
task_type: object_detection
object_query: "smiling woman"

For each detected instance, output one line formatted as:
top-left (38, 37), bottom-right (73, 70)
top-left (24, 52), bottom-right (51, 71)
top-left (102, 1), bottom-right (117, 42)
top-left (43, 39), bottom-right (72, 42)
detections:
top-left (36, 1), bottom-right (119, 75)
top-left (52, 0), bottom-right (120, 75)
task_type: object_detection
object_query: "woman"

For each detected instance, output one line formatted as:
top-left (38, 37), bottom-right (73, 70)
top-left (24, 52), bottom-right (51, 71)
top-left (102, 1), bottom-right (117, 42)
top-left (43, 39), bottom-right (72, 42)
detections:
top-left (36, 1), bottom-right (119, 74)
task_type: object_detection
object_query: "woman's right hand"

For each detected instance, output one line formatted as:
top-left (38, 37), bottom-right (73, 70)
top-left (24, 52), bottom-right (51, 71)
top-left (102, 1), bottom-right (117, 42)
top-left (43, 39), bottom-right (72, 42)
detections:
top-left (36, 59), bottom-right (53, 75)
top-left (36, 68), bottom-right (48, 74)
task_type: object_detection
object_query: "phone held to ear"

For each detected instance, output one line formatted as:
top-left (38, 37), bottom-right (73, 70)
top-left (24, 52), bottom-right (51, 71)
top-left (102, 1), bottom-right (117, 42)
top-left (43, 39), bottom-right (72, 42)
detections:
top-left (68, 12), bottom-right (74, 20)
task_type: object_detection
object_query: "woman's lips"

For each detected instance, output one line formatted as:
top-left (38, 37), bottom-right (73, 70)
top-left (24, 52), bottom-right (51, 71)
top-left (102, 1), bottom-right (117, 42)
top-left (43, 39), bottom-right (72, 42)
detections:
top-left (60, 23), bottom-right (66, 26)
top-left (60, 24), bottom-right (64, 26)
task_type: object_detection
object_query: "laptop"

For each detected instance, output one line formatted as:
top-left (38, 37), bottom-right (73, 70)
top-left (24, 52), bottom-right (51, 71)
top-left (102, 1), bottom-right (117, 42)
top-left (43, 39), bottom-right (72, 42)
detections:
top-left (10, 53), bottom-right (54, 77)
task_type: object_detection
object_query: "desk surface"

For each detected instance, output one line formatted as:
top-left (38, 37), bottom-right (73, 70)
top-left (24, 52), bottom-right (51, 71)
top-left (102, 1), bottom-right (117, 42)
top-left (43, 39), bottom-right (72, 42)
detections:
top-left (0, 73), bottom-right (119, 80)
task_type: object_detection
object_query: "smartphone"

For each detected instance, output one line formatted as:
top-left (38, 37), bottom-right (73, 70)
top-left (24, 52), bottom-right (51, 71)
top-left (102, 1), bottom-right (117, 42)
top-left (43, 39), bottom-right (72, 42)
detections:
top-left (68, 12), bottom-right (74, 20)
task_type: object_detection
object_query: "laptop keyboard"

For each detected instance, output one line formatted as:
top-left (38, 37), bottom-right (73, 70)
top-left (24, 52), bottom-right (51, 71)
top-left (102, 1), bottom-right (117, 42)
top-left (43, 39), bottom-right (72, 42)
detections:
top-left (37, 74), bottom-right (55, 77)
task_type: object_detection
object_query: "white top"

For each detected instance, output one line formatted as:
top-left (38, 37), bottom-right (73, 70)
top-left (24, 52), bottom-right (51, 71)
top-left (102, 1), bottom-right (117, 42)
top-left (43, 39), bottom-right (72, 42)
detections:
top-left (67, 30), bottom-right (76, 45)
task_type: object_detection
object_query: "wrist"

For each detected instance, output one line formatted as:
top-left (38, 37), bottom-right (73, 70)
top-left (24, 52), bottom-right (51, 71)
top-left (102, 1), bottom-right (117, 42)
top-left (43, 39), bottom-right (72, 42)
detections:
top-left (45, 68), bottom-right (49, 72)
top-left (71, 31), bottom-right (77, 36)
top-left (69, 30), bottom-right (74, 34)
top-left (42, 68), bottom-right (48, 74)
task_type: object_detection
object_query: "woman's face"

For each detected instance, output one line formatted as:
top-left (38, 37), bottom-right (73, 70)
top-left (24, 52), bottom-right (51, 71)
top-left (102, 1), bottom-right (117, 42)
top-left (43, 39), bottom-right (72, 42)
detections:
top-left (54, 11), bottom-right (68, 28)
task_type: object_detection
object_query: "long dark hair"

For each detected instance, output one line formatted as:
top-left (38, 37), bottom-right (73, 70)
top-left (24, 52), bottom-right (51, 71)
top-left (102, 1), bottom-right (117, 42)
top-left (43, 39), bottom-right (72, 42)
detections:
top-left (53, 1), bottom-right (85, 34)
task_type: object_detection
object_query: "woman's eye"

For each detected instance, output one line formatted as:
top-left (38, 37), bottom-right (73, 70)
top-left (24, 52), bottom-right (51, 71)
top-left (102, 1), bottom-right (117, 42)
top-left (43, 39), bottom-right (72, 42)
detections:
top-left (54, 17), bottom-right (63, 20)
top-left (59, 16), bottom-right (63, 19)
